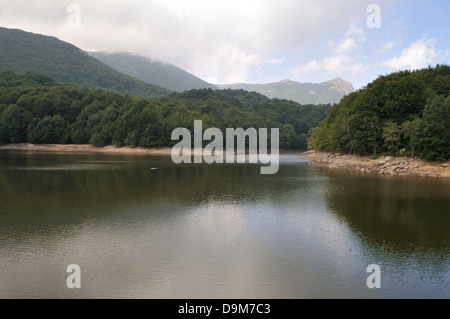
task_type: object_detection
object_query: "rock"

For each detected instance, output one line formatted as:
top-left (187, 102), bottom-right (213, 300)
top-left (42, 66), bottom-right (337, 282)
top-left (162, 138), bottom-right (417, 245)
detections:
top-left (442, 164), bottom-right (449, 168)
top-left (385, 156), bottom-right (392, 161)
top-left (399, 148), bottom-right (407, 155)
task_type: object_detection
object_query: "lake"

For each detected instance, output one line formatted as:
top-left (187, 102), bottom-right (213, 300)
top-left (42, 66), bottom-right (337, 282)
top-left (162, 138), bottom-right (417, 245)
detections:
top-left (0, 150), bottom-right (448, 299)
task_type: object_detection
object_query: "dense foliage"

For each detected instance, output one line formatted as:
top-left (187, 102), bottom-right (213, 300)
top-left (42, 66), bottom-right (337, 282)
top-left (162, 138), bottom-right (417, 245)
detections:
top-left (0, 72), bottom-right (330, 150)
top-left (0, 27), bottom-right (170, 98)
top-left (309, 65), bottom-right (450, 160)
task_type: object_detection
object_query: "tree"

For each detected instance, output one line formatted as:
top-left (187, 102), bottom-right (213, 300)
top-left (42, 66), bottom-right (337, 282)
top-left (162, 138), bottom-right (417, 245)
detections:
top-left (27, 115), bottom-right (69, 144)
top-left (280, 124), bottom-right (298, 149)
top-left (383, 121), bottom-right (401, 156)
top-left (1, 104), bottom-right (32, 143)
top-left (381, 76), bottom-right (426, 123)
top-left (413, 95), bottom-right (450, 160)
top-left (349, 113), bottom-right (382, 155)
top-left (401, 118), bottom-right (421, 157)
top-left (309, 122), bottom-right (330, 151)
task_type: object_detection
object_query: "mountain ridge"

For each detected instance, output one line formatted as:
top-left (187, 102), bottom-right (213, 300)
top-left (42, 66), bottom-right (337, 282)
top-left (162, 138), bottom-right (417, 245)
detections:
top-left (89, 51), bottom-right (217, 92)
top-left (218, 78), bottom-right (355, 105)
top-left (0, 27), bottom-right (170, 98)
top-left (0, 26), bottom-right (355, 105)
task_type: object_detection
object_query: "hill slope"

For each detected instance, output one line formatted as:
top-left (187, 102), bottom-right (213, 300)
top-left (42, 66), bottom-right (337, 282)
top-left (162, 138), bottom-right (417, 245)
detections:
top-left (0, 72), bottom-right (330, 150)
top-left (218, 78), bottom-right (355, 105)
top-left (0, 27), bottom-right (170, 98)
top-left (89, 52), bottom-right (216, 92)
top-left (309, 65), bottom-right (450, 160)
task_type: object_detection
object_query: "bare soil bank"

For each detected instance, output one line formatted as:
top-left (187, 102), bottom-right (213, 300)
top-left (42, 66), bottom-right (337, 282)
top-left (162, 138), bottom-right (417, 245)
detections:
top-left (3, 144), bottom-right (447, 178)
top-left (0, 144), bottom-right (302, 156)
top-left (301, 150), bottom-right (450, 179)
top-left (0, 144), bottom-right (174, 155)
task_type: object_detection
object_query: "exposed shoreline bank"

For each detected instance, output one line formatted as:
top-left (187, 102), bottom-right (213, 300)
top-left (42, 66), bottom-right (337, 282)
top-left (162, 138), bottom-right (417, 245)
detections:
top-left (0, 143), bottom-right (174, 155)
top-left (0, 143), bottom-right (303, 156)
top-left (2, 144), bottom-right (448, 179)
top-left (301, 150), bottom-right (450, 179)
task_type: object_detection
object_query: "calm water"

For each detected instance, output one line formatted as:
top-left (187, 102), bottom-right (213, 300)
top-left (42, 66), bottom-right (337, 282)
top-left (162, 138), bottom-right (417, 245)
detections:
top-left (0, 150), bottom-right (449, 299)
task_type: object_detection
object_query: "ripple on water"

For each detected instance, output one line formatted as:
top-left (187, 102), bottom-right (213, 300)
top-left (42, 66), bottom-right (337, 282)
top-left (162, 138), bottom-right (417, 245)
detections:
top-left (13, 164), bottom-right (120, 171)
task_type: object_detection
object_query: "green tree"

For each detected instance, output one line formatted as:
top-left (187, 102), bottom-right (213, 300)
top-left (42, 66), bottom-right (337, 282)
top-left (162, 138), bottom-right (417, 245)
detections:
top-left (1, 104), bottom-right (32, 143)
top-left (383, 121), bottom-right (401, 156)
top-left (413, 96), bottom-right (450, 160)
top-left (309, 122), bottom-right (330, 151)
top-left (27, 115), bottom-right (69, 144)
top-left (401, 118), bottom-right (421, 157)
top-left (280, 124), bottom-right (298, 149)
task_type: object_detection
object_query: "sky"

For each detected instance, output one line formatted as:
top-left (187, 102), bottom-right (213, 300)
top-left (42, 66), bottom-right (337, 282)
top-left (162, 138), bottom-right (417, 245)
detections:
top-left (0, 0), bottom-right (449, 89)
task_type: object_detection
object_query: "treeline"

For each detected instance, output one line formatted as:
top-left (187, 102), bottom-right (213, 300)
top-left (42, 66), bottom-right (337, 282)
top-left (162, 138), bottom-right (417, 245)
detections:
top-left (0, 72), bottom-right (330, 150)
top-left (309, 65), bottom-right (450, 160)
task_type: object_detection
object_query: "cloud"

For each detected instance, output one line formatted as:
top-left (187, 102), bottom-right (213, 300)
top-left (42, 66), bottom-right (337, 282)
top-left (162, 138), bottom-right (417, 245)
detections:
top-left (296, 60), bottom-right (322, 73)
top-left (337, 38), bottom-right (359, 54)
top-left (266, 58), bottom-right (284, 65)
top-left (0, 0), bottom-right (387, 83)
top-left (380, 38), bottom-right (442, 70)
top-left (379, 41), bottom-right (396, 53)
top-left (345, 26), bottom-right (366, 42)
top-left (191, 44), bottom-right (262, 84)
top-left (291, 26), bottom-right (369, 77)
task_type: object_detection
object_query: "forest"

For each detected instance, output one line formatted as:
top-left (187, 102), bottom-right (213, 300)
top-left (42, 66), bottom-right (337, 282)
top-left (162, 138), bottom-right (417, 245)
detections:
top-left (0, 71), bottom-right (330, 150)
top-left (309, 65), bottom-right (450, 160)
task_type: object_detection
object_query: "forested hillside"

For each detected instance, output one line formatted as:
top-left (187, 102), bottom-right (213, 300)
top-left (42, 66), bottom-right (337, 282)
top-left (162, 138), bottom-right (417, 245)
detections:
top-left (0, 72), bottom-right (330, 150)
top-left (0, 27), bottom-right (170, 98)
top-left (309, 65), bottom-right (450, 160)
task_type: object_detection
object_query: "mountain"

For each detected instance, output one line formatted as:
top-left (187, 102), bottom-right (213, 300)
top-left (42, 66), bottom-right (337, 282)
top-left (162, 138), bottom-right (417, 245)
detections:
top-left (89, 52), bottom-right (216, 92)
top-left (0, 27), bottom-right (170, 98)
top-left (218, 78), bottom-right (355, 105)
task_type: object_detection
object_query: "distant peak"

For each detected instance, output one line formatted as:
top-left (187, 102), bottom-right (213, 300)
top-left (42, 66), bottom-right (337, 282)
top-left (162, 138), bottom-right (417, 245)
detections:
top-left (322, 77), bottom-right (345, 84)
top-left (321, 78), bottom-right (355, 95)
top-left (279, 79), bottom-right (295, 84)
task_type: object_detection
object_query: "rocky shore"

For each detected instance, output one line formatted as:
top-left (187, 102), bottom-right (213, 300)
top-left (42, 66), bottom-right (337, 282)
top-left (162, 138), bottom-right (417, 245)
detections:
top-left (301, 150), bottom-right (450, 179)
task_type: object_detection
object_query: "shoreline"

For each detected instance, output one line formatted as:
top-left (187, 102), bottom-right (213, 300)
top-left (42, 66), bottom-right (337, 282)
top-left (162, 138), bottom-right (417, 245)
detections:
top-left (0, 143), bottom-right (303, 156)
top-left (0, 143), bottom-right (174, 156)
top-left (301, 150), bottom-right (450, 179)
top-left (2, 144), bottom-right (448, 179)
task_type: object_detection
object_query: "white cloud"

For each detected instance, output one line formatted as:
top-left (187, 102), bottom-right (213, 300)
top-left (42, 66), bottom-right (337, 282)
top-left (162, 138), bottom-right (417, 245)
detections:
top-left (381, 39), bottom-right (441, 70)
top-left (266, 58), bottom-right (284, 65)
top-left (379, 41), bottom-right (396, 53)
top-left (337, 38), bottom-right (359, 54)
top-left (291, 26), bottom-right (369, 77)
top-left (0, 0), bottom-right (388, 83)
top-left (295, 60), bottom-right (322, 73)
top-left (191, 44), bottom-right (262, 84)
top-left (345, 26), bottom-right (366, 42)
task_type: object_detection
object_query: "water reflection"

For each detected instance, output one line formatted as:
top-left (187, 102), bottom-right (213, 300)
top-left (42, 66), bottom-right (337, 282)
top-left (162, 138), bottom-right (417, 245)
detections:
top-left (0, 151), bottom-right (449, 298)
top-left (323, 170), bottom-right (450, 298)
top-left (323, 169), bottom-right (450, 249)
